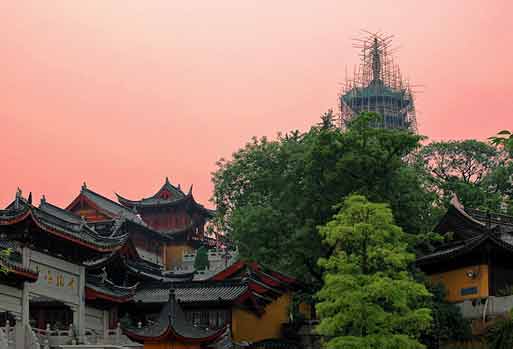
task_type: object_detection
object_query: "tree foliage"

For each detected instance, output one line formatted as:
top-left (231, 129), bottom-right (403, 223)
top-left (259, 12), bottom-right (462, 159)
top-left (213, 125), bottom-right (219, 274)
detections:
top-left (212, 112), bottom-right (437, 286)
top-left (194, 246), bottom-right (210, 271)
top-left (316, 195), bottom-right (432, 349)
top-left (0, 249), bottom-right (11, 274)
top-left (486, 309), bottom-right (513, 349)
top-left (418, 140), bottom-right (498, 185)
top-left (417, 139), bottom-right (512, 212)
top-left (490, 130), bottom-right (513, 156)
top-left (421, 283), bottom-right (472, 349)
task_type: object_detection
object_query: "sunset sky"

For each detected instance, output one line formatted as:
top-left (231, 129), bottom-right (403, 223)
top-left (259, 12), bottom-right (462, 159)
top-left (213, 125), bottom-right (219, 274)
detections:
top-left (1, 0), bottom-right (512, 208)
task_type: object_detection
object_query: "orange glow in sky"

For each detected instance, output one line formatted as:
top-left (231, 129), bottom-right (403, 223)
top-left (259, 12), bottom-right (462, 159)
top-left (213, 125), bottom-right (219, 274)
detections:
top-left (1, 0), bottom-right (512, 207)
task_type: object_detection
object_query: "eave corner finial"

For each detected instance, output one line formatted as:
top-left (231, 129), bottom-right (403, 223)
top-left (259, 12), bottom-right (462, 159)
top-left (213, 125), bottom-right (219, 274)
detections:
top-left (16, 187), bottom-right (22, 199)
top-left (40, 195), bottom-right (46, 206)
top-left (27, 192), bottom-right (32, 204)
top-left (82, 182), bottom-right (87, 191)
top-left (165, 176), bottom-right (170, 184)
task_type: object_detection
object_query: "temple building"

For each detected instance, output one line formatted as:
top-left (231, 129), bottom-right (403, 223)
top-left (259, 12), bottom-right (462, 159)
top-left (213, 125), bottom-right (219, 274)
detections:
top-left (417, 196), bottom-right (513, 326)
top-left (0, 185), bottom-right (309, 349)
top-left (67, 179), bottom-right (213, 270)
top-left (127, 260), bottom-right (306, 348)
top-left (116, 177), bottom-right (214, 269)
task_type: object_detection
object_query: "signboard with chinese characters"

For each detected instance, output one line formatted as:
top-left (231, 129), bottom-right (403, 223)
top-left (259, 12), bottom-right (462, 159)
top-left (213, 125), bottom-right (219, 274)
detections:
top-left (28, 250), bottom-right (83, 306)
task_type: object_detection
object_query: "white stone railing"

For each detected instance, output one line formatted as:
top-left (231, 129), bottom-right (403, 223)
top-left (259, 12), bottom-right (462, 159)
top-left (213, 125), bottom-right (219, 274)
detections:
top-left (0, 321), bottom-right (15, 349)
top-left (457, 295), bottom-right (513, 320)
top-left (0, 327), bottom-right (9, 349)
top-left (0, 322), bottom-right (141, 349)
top-left (33, 324), bottom-right (75, 348)
top-left (25, 324), bottom-right (40, 349)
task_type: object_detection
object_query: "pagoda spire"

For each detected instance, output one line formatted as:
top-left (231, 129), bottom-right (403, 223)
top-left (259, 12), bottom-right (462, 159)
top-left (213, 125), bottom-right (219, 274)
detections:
top-left (371, 37), bottom-right (381, 81)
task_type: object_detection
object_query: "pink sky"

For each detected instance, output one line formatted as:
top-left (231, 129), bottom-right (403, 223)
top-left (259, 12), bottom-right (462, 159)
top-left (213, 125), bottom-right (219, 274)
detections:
top-left (1, 0), bottom-right (512, 208)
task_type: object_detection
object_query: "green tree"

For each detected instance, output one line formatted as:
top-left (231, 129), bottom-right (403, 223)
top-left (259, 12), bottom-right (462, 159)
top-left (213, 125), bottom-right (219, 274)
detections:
top-left (486, 309), bottom-right (513, 349)
top-left (194, 246), bottom-right (210, 271)
top-left (490, 130), bottom-right (513, 155)
top-left (0, 249), bottom-right (11, 274)
top-left (212, 112), bottom-right (437, 286)
top-left (421, 283), bottom-right (471, 349)
top-left (417, 140), bottom-right (508, 211)
top-left (316, 195), bottom-right (432, 349)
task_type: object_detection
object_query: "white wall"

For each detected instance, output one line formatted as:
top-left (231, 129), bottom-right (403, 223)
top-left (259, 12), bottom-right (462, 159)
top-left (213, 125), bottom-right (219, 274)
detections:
top-left (85, 306), bottom-right (104, 333)
top-left (0, 284), bottom-right (22, 319)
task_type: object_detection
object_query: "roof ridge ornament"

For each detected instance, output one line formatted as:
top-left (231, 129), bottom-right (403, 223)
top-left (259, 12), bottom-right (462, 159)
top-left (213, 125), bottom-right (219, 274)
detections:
top-left (80, 215), bottom-right (87, 228)
top-left (40, 195), bottom-right (46, 206)
top-left (82, 182), bottom-right (88, 191)
top-left (14, 187), bottom-right (22, 209)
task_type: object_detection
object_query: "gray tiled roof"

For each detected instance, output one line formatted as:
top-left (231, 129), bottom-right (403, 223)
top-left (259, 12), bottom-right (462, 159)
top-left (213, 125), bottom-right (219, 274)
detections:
top-left (134, 283), bottom-right (248, 303)
top-left (116, 178), bottom-right (187, 207)
top-left (0, 199), bottom-right (128, 250)
top-left (86, 274), bottom-right (137, 299)
top-left (82, 188), bottom-right (141, 222)
top-left (39, 200), bottom-right (82, 224)
top-left (123, 296), bottom-right (225, 340)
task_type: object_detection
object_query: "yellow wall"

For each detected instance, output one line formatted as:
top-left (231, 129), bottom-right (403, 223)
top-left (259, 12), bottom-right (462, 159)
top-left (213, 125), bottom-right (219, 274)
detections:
top-left (231, 293), bottom-right (291, 343)
top-left (299, 302), bottom-right (312, 320)
top-left (165, 244), bottom-right (193, 270)
top-left (430, 264), bottom-right (489, 302)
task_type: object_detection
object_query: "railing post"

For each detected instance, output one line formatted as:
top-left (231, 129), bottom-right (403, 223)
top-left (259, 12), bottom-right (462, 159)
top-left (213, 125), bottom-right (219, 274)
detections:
top-left (116, 322), bottom-right (121, 344)
top-left (45, 324), bottom-right (50, 349)
top-left (5, 321), bottom-right (10, 346)
top-left (15, 320), bottom-right (26, 349)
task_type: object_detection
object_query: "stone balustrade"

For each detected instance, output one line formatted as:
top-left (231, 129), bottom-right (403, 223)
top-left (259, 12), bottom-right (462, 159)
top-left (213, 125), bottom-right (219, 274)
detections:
top-left (0, 321), bottom-right (141, 349)
top-left (457, 295), bottom-right (513, 320)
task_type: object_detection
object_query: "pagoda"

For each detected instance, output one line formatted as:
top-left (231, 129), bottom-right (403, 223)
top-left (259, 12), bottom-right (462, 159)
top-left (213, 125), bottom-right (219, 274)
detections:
top-left (66, 179), bottom-right (213, 270)
top-left (116, 178), bottom-right (214, 269)
top-left (340, 33), bottom-right (417, 132)
top-left (116, 177), bottom-right (212, 236)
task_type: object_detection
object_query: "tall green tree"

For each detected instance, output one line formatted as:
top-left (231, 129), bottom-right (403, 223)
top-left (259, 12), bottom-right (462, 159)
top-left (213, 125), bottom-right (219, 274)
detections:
top-left (316, 195), bottom-right (432, 349)
top-left (212, 112), bottom-right (437, 286)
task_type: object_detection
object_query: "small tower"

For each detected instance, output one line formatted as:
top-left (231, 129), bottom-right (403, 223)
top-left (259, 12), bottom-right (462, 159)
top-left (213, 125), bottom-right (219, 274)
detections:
top-left (340, 32), bottom-right (417, 132)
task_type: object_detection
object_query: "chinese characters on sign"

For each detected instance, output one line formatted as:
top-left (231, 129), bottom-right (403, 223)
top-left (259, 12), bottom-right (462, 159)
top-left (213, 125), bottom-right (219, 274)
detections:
top-left (35, 264), bottom-right (76, 289)
top-left (30, 261), bottom-right (80, 302)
